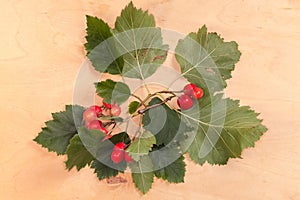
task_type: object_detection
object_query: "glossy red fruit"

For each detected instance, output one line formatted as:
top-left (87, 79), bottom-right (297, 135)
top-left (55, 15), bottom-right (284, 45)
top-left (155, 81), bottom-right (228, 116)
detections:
top-left (114, 142), bottom-right (126, 150)
top-left (87, 120), bottom-right (102, 130)
top-left (89, 105), bottom-right (102, 114)
top-left (102, 101), bottom-right (112, 109)
top-left (110, 104), bottom-right (121, 116)
top-left (111, 150), bottom-right (124, 163)
top-left (177, 94), bottom-right (193, 110)
top-left (85, 120), bottom-right (91, 127)
top-left (83, 108), bottom-right (97, 122)
top-left (83, 105), bottom-right (102, 122)
top-left (191, 87), bottom-right (204, 99)
top-left (183, 83), bottom-right (196, 95)
top-left (124, 152), bottom-right (133, 163)
top-left (87, 120), bottom-right (108, 134)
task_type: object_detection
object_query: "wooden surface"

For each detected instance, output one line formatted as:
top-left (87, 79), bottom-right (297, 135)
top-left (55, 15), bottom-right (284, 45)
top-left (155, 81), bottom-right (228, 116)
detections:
top-left (1, 0), bottom-right (300, 199)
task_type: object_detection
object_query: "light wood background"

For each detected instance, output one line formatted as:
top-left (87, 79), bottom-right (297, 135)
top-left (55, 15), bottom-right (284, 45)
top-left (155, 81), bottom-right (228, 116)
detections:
top-left (1, 0), bottom-right (300, 199)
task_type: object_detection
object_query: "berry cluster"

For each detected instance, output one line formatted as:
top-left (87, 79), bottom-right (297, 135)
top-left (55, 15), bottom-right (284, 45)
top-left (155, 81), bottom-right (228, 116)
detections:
top-left (82, 84), bottom-right (203, 164)
top-left (111, 142), bottom-right (133, 163)
top-left (177, 83), bottom-right (204, 110)
top-left (83, 101), bottom-right (121, 136)
top-left (83, 101), bottom-right (133, 164)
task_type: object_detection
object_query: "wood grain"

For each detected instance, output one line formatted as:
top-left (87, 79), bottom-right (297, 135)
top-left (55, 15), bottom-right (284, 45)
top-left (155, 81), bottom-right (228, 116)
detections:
top-left (0, 0), bottom-right (300, 199)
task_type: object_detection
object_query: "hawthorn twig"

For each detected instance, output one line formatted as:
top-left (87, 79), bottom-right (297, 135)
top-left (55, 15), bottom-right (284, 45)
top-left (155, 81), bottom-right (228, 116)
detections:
top-left (103, 121), bottom-right (116, 128)
top-left (137, 95), bottom-right (176, 114)
top-left (131, 94), bottom-right (146, 106)
top-left (138, 90), bottom-right (177, 107)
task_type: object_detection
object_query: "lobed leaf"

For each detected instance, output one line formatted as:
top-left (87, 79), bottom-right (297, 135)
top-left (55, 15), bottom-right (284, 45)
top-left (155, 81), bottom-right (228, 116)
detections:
top-left (130, 156), bottom-right (154, 194)
top-left (91, 160), bottom-right (119, 180)
top-left (78, 127), bottom-right (127, 172)
top-left (182, 94), bottom-right (267, 165)
top-left (33, 105), bottom-right (85, 155)
top-left (95, 79), bottom-right (131, 105)
top-left (65, 135), bottom-right (94, 171)
top-left (113, 2), bottom-right (168, 79)
top-left (175, 25), bottom-right (241, 93)
top-left (85, 15), bottom-right (124, 74)
top-left (154, 155), bottom-right (186, 183)
top-left (142, 98), bottom-right (190, 146)
top-left (150, 145), bottom-right (186, 183)
top-left (126, 131), bottom-right (156, 161)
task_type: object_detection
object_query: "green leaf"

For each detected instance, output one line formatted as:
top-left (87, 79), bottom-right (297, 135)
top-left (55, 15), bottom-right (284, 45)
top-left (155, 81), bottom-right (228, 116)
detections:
top-left (109, 132), bottom-right (131, 145)
top-left (142, 98), bottom-right (189, 146)
top-left (65, 135), bottom-right (94, 171)
top-left (130, 156), bottom-right (154, 194)
top-left (150, 145), bottom-right (186, 183)
top-left (154, 155), bottom-right (186, 183)
top-left (115, 2), bottom-right (156, 30)
top-left (33, 105), bottom-right (85, 155)
top-left (175, 25), bottom-right (241, 92)
top-left (126, 131), bottom-right (156, 161)
top-left (78, 127), bottom-right (127, 172)
top-left (82, 129), bottom-right (122, 180)
top-left (113, 2), bottom-right (168, 79)
top-left (91, 159), bottom-right (119, 180)
top-left (98, 116), bottom-right (124, 122)
top-left (85, 15), bottom-right (124, 74)
top-left (95, 79), bottom-right (131, 104)
top-left (113, 117), bottom-right (124, 123)
top-left (77, 126), bottom-right (107, 155)
top-left (128, 101), bottom-right (140, 114)
top-left (183, 95), bottom-right (267, 165)
top-left (85, 15), bottom-right (112, 54)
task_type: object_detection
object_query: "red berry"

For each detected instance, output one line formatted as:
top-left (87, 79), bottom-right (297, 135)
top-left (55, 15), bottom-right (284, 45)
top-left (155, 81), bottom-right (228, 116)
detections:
top-left (87, 120), bottom-right (108, 134)
top-left (177, 94), bottom-right (193, 110)
top-left (110, 104), bottom-right (121, 116)
top-left (87, 120), bottom-right (102, 130)
top-left (184, 83), bottom-right (204, 100)
top-left (83, 108), bottom-right (97, 122)
top-left (183, 83), bottom-right (196, 95)
top-left (89, 105), bottom-right (102, 114)
top-left (114, 142), bottom-right (126, 150)
top-left (102, 101), bottom-right (112, 109)
top-left (111, 150), bottom-right (124, 163)
top-left (85, 120), bottom-right (91, 127)
top-left (124, 152), bottom-right (133, 163)
top-left (191, 87), bottom-right (204, 99)
top-left (83, 105), bottom-right (102, 122)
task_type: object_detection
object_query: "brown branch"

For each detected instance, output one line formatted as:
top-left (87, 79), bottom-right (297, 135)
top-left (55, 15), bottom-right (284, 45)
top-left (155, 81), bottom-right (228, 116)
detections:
top-left (137, 95), bottom-right (176, 114)
top-left (131, 94), bottom-right (146, 106)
